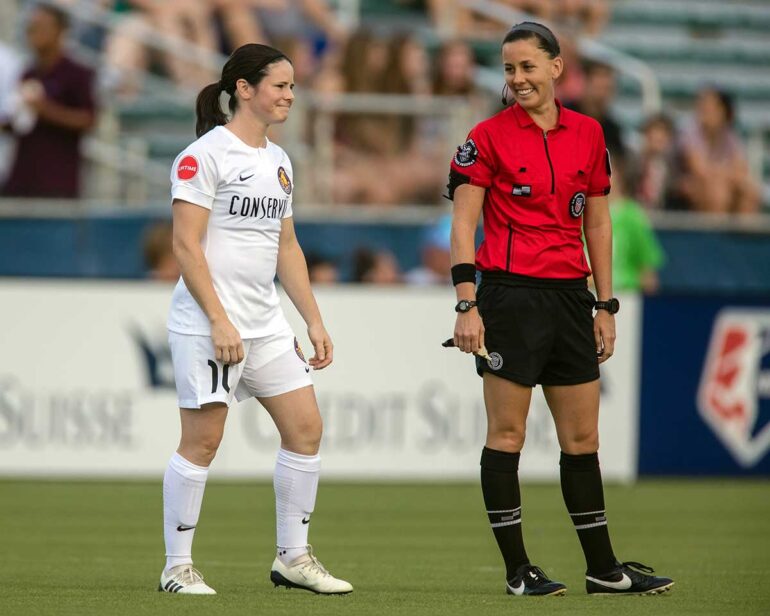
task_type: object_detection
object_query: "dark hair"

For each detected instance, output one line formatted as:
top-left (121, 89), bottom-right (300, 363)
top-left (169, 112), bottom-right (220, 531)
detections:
top-left (35, 2), bottom-right (70, 29)
top-left (352, 247), bottom-right (377, 283)
top-left (195, 43), bottom-right (291, 137)
top-left (641, 112), bottom-right (674, 134)
top-left (582, 59), bottom-right (614, 78)
top-left (502, 21), bottom-right (560, 58)
top-left (699, 86), bottom-right (735, 126)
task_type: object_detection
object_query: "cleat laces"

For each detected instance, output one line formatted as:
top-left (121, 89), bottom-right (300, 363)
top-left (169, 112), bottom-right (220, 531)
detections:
top-left (299, 547), bottom-right (331, 579)
top-left (175, 565), bottom-right (206, 586)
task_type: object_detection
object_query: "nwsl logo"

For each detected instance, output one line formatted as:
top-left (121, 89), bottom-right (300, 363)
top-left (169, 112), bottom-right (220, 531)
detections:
top-left (697, 310), bottom-right (770, 467)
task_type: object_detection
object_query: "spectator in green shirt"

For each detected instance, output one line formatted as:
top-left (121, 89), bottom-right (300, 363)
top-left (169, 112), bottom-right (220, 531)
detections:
top-left (610, 156), bottom-right (666, 293)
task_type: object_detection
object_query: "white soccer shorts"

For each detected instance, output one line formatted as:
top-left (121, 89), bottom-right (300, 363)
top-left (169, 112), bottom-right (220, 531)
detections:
top-left (169, 327), bottom-right (313, 409)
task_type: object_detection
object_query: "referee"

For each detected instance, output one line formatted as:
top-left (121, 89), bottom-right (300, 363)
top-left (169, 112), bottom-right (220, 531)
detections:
top-left (447, 22), bottom-right (673, 597)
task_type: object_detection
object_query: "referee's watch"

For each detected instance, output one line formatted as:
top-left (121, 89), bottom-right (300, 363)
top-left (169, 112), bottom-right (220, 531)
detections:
top-left (455, 299), bottom-right (478, 313)
top-left (594, 298), bottom-right (620, 314)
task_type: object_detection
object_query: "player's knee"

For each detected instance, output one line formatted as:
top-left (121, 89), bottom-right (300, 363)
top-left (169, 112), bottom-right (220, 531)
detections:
top-left (281, 415), bottom-right (322, 454)
top-left (192, 435), bottom-right (223, 465)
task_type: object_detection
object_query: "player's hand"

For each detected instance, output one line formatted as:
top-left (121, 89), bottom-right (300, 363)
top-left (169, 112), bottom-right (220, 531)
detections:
top-left (307, 321), bottom-right (333, 370)
top-left (210, 317), bottom-right (244, 365)
top-left (454, 309), bottom-right (485, 354)
top-left (594, 310), bottom-right (616, 364)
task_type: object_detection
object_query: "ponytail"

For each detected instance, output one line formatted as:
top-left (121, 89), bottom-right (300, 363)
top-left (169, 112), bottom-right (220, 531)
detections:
top-left (195, 82), bottom-right (227, 138)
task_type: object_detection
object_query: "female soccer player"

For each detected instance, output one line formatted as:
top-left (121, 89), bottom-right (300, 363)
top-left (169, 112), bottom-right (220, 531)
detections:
top-left (160, 43), bottom-right (352, 596)
top-left (447, 22), bottom-right (673, 597)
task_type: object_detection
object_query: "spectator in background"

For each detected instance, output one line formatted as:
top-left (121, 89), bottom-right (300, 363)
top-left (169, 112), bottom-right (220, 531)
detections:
top-left (554, 34), bottom-right (585, 106)
top-left (305, 252), bottom-right (340, 284)
top-left (432, 39), bottom-right (489, 121)
top-left (565, 60), bottom-right (625, 159)
top-left (252, 0), bottom-right (347, 49)
top-left (352, 247), bottom-right (402, 284)
top-left (552, 0), bottom-right (610, 38)
top-left (104, 0), bottom-right (219, 98)
top-left (634, 113), bottom-right (678, 210)
top-left (609, 157), bottom-right (665, 294)
top-left (378, 32), bottom-right (446, 204)
top-left (327, 29), bottom-right (392, 203)
top-left (0, 42), bottom-right (23, 185)
top-left (677, 86), bottom-right (760, 215)
top-left (427, 0), bottom-right (553, 38)
top-left (143, 220), bottom-right (180, 282)
top-left (2, 3), bottom-right (96, 198)
top-left (405, 214), bottom-right (452, 285)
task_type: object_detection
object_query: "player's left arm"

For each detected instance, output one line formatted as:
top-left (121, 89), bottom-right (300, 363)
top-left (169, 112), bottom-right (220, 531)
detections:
top-left (584, 195), bottom-right (615, 363)
top-left (277, 216), bottom-right (333, 370)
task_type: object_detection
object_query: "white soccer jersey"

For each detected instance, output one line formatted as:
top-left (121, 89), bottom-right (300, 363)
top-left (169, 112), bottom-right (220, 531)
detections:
top-left (168, 126), bottom-right (294, 338)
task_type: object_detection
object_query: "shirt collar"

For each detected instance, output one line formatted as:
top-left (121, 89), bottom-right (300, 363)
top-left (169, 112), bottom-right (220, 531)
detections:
top-left (512, 100), bottom-right (573, 130)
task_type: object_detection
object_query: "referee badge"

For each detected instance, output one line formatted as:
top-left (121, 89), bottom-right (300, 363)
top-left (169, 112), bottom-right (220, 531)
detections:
top-left (487, 352), bottom-right (503, 371)
top-left (453, 139), bottom-right (478, 167)
top-left (569, 191), bottom-right (586, 218)
top-left (277, 166), bottom-right (292, 195)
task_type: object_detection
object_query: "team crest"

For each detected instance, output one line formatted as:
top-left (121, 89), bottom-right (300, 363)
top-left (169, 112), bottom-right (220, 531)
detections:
top-left (697, 309), bottom-right (770, 467)
top-left (569, 191), bottom-right (586, 218)
top-left (294, 337), bottom-right (306, 362)
top-left (277, 166), bottom-right (292, 195)
top-left (487, 352), bottom-right (503, 371)
top-left (454, 139), bottom-right (478, 167)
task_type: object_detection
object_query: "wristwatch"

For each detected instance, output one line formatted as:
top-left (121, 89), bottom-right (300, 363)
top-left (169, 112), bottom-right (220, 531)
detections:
top-left (594, 298), bottom-right (620, 314)
top-left (455, 299), bottom-right (478, 313)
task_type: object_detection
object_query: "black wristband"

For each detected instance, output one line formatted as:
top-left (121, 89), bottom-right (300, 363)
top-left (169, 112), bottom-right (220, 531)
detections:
top-left (451, 263), bottom-right (476, 286)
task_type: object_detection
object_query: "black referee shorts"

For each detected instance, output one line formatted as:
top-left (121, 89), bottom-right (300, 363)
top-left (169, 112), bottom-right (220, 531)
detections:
top-left (475, 272), bottom-right (600, 387)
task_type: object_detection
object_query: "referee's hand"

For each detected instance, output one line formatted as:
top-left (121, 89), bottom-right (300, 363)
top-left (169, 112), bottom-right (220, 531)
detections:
top-left (211, 317), bottom-right (245, 365)
top-left (454, 310), bottom-right (485, 354)
top-left (594, 311), bottom-right (616, 364)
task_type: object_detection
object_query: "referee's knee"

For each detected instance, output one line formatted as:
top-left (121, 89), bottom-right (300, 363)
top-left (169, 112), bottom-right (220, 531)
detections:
top-left (559, 430), bottom-right (599, 455)
top-left (486, 427), bottom-right (525, 453)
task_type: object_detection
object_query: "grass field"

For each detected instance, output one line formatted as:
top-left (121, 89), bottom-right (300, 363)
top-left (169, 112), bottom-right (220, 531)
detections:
top-left (1, 479), bottom-right (768, 616)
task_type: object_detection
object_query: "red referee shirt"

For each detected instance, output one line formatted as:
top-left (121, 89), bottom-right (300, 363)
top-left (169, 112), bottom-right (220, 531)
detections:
top-left (449, 101), bottom-right (611, 279)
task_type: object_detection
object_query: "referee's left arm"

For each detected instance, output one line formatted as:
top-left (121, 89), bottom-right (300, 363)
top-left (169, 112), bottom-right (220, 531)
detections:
top-left (584, 195), bottom-right (615, 362)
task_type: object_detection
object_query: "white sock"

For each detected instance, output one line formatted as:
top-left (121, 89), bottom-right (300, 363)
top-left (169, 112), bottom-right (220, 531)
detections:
top-left (163, 452), bottom-right (209, 572)
top-left (274, 448), bottom-right (321, 565)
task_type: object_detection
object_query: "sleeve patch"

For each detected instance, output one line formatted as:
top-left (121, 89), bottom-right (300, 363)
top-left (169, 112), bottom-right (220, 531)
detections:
top-left (177, 155), bottom-right (199, 180)
top-left (453, 139), bottom-right (478, 167)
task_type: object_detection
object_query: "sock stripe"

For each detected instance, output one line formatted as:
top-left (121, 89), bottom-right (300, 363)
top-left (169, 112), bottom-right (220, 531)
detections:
top-left (486, 507), bottom-right (522, 514)
top-left (490, 519), bottom-right (522, 528)
top-left (569, 509), bottom-right (605, 517)
top-left (574, 520), bottom-right (608, 530)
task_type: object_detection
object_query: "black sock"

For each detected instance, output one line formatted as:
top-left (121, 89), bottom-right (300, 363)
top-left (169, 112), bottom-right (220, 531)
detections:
top-left (480, 447), bottom-right (529, 580)
top-left (559, 451), bottom-right (616, 574)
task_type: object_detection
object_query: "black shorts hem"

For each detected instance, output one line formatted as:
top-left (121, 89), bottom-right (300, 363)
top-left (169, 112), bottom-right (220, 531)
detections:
top-left (476, 362), bottom-right (537, 387)
top-left (539, 372), bottom-right (600, 386)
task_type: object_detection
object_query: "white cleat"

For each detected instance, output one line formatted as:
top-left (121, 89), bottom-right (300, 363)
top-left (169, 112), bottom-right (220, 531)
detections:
top-left (270, 545), bottom-right (353, 595)
top-left (158, 564), bottom-right (216, 595)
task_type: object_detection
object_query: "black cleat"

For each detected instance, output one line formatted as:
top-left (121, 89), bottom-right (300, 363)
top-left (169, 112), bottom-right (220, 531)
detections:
top-left (505, 564), bottom-right (567, 596)
top-left (586, 561), bottom-right (674, 595)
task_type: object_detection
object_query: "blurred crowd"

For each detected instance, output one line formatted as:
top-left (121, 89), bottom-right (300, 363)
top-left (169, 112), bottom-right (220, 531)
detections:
top-left (1, 1), bottom-right (765, 292)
